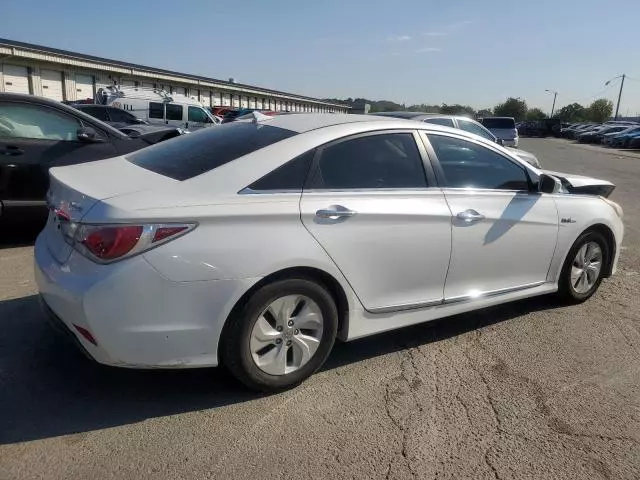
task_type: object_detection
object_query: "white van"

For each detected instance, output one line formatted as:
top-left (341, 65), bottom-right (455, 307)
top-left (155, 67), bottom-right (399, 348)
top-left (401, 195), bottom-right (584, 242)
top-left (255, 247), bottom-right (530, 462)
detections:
top-left (96, 86), bottom-right (220, 131)
top-left (480, 117), bottom-right (519, 147)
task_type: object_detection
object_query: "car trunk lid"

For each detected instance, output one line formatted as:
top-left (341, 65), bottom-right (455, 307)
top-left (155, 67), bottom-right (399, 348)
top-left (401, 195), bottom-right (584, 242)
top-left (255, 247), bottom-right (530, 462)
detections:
top-left (44, 156), bottom-right (178, 263)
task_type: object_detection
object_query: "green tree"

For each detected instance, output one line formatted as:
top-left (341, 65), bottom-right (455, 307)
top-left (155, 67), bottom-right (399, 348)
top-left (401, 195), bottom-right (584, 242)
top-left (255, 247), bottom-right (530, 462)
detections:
top-left (440, 104), bottom-right (476, 116)
top-left (477, 108), bottom-right (493, 118)
top-left (493, 97), bottom-right (528, 121)
top-left (586, 99), bottom-right (614, 122)
top-left (525, 108), bottom-right (547, 120)
top-left (554, 103), bottom-right (587, 122)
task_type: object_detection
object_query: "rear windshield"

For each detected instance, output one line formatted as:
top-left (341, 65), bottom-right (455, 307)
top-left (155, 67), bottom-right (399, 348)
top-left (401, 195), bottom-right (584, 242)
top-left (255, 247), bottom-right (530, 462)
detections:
top-left (127, 122), bottom-right (297, 180)
top-left (481, 118), bottom-right (516, 129)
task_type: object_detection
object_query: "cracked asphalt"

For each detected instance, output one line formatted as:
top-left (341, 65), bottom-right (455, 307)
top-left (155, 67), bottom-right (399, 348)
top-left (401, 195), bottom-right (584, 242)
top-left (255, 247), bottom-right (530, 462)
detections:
top-left (1, 138), bottom-right (639, 480)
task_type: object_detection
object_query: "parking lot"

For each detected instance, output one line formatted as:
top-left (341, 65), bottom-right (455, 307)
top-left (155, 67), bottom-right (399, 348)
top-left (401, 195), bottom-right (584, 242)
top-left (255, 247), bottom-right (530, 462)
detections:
top-left (1, 138), bottom-right (639, 480)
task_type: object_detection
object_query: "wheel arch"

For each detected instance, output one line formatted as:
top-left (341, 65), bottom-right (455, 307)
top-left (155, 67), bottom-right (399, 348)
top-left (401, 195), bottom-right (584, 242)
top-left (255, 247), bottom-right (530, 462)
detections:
top-left (218, 266), bottom-right (351, 360)
top-left (584, 223), bottom-right (616, 277)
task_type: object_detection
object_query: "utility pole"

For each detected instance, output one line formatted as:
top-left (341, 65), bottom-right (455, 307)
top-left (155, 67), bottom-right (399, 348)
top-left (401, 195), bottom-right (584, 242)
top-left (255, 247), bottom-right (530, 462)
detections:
top-left (545, 89), bottom-right (558, 117)
top-left (615, 74), bottom-right (625, 120)
top-left (605, 74), bottom-right (626, 120)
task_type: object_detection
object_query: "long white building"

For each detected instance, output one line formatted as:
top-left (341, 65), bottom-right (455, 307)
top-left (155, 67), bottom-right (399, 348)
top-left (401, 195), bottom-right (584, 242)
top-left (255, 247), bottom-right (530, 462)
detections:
top-left (0, 38), bottom-right (350, 113)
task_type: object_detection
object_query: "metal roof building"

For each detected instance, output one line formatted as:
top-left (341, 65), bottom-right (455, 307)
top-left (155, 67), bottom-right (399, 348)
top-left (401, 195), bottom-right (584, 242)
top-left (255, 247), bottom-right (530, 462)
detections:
top-left (0, 38), bottom-right (350, 113)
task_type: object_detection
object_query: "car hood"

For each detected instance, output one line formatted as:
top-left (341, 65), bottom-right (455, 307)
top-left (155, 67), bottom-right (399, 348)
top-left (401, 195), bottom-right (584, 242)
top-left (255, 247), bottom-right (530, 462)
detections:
top-left (543, 170), bottom-right (615, 198)
top-left (506, 147), bottom-right (540, 168)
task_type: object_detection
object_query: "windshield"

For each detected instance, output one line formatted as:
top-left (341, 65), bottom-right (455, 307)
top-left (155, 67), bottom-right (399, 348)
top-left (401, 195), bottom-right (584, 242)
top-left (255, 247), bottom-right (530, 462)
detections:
top-left (481, 118), bottom-right (516, 129)
top-left (127, 122), bottom-right (297, 180)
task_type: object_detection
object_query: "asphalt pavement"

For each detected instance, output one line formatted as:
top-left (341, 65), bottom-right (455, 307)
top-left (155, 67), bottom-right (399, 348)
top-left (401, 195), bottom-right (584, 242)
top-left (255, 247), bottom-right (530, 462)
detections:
top-left (1, 138), bottom-right (639, 480)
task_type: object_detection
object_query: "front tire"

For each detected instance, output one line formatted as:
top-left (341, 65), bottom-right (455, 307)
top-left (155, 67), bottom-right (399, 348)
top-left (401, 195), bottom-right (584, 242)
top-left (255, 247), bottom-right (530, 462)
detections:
top-left (221, 278), bottom-right (338, 392)
top-left (557, 230), bottom-right (609, 303)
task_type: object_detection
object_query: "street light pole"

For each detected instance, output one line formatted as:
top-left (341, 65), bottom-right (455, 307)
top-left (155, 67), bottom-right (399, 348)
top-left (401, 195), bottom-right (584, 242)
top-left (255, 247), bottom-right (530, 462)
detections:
top-left (605, 74), bottom-right (626, 120)
top-left (545, 89), bottom-right (558, 117)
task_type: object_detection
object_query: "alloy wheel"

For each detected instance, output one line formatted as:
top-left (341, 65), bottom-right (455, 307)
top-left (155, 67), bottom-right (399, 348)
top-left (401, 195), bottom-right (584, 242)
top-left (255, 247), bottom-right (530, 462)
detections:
top-left (250, 295), bottom-right (324, 375)
top-left (570, 241), bottom-right (602, 294)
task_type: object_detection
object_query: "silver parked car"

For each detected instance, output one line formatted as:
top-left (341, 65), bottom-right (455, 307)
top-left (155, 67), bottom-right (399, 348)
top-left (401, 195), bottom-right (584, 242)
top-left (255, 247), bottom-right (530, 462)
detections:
top-left (36, 114), bottom-right (623, 391)
top-left (373, 112), bottom-right (540, 167)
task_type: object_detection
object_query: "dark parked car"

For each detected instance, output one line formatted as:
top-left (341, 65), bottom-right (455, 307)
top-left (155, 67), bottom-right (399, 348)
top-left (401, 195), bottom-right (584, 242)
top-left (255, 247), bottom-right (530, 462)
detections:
top-left (518, 119), bottom-right (562, 138)
top-left (72, 104), bottom-right (148, 128)
top-left (0, 93), bottom-right (179, 224)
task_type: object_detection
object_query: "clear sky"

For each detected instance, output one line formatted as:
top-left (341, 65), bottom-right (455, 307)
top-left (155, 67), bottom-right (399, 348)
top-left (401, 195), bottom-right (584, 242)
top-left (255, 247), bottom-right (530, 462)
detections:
top-left (3, 0), bottom-right (640, 114)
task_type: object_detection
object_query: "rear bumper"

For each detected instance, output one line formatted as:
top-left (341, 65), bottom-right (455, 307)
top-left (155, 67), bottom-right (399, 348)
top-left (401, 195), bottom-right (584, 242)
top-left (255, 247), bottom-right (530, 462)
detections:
top-left (35, 232), bottom-right (255, 369)
top-left (502, 138), bottom-right (518, 147)
top-left (39, 295), bottom-right (94, 362)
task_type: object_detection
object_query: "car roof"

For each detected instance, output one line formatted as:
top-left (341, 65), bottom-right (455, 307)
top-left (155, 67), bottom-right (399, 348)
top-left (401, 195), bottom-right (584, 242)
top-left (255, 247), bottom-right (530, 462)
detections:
top-left (246, 113), bottom-right (405, 133)
top-left (371, 111), bottom-right (477, 122)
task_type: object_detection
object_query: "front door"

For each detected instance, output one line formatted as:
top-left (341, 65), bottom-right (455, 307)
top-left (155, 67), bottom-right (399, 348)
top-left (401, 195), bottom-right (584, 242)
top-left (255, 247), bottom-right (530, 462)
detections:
top-left (424, 132), bottom-right (558, 301)
top-left (186, 106), bottom-right (214, 130)
top-left (0, 100), bottom-right (117, 219)
top-left (300, 131), bottom-right (452, 312)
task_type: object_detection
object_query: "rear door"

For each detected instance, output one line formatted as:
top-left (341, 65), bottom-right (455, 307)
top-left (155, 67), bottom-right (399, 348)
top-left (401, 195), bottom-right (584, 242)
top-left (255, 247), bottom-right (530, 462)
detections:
top-left (300, 131), bottom-right (452, 312)
top-left (0, 100), bottom-right (117, 217)
top-left (165, 103), bottom-right (186, 128)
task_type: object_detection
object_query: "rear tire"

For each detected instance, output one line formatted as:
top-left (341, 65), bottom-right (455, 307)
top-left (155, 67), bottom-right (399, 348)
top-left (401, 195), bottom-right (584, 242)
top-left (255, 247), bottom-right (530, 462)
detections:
top-left (557, 230), bottom-right (609, 303)
top-left (221, 278), bottom-right (338, 392)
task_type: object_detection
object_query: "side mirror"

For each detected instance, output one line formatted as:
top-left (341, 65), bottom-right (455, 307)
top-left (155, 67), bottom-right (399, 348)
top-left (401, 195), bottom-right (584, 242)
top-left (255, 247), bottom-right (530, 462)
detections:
top-left (539, 173), bottom-right (562, 194)
top-left (77, 126), bottom-right (103, 143)
top-left (496, 138), bottom-right (504, 146)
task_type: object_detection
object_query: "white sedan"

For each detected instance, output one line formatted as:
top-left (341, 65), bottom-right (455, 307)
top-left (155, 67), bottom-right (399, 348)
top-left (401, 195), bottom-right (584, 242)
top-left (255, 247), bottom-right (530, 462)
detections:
top-left (35, 113), bottom-right (624, 391)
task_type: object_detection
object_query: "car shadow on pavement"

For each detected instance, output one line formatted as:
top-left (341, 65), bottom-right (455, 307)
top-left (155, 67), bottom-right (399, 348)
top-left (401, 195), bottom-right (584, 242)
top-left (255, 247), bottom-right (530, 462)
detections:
top-left (0, 222), bottom-right (42, 249)
top-left (0, 292), bottom-right (556, 445)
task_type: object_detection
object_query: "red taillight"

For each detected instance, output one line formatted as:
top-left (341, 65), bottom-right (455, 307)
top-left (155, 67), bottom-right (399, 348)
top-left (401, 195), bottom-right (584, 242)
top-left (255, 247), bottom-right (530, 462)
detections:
top-left (82, 226), bottom-right (143, 260)
top-left (73, 324), bottom-right (98, 346)
top-left (72, 223), bottom-right (195, 263)
top-left (153, 226), bottom-right (188, 243)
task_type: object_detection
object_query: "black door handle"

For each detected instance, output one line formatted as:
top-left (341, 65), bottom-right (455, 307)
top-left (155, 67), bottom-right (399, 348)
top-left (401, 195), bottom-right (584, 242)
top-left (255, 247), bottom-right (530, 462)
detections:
top-left (1, 146), bottom-right (24, 156)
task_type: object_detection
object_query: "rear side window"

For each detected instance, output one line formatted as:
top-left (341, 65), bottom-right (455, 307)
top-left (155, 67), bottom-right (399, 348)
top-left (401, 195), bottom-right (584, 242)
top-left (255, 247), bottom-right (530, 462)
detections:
top-left (149, 102), bottom-right (164, 119)
top-left (127, 122), bottom-right (297, 180)
top-left (423, 117), bottom-right (454, 127)
top-left (457, 119), bottom-right (496, 141)
top-left (481, 117), bottom-right (516, 129)
top-left (308, 133), bottom-right (427, 190)
top-left (166, 104), bottom-right (183, 121)
top-left (247, 150), bottom-right (314, 192)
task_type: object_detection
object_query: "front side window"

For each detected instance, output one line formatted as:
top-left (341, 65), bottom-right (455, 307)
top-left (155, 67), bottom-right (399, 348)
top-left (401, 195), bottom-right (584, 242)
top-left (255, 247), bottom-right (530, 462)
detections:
top-left (128, 122), bottom-right (297, 181)
top-left (423, 117), bottom-right (454, 127)
top-left (457, 119), bottom-right (496, 142)
top-left (188, 106), bottom-right (209, 123)
top-left (149, 102), bottom-right (164, 119)
top-left (427, 134), bottom-right (529, 191)
top-left (308, 133), bottom-right (427, 190)
top-left (166, 104), bottom-right (183, 121)
top-left (0, 102), bottom-right (81, 141)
